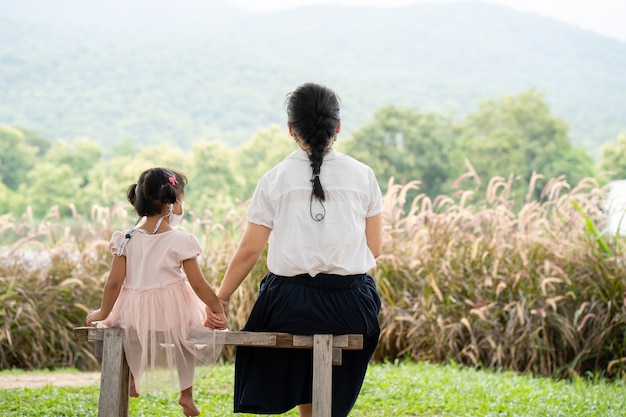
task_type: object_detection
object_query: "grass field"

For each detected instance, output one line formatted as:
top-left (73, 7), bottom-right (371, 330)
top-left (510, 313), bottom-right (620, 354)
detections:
top-left (1, 361), bottom-right (625, 416)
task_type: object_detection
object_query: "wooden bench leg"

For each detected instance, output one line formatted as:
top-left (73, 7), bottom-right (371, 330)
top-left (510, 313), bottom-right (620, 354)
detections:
top-left (312, 334), bottom-right (333, 417)
top-left (99, 327), bottom-right (130, 417)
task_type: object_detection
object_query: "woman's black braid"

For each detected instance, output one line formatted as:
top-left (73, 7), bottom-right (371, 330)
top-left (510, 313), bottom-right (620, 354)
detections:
top-left (286, 83), bottom-right (340, 204)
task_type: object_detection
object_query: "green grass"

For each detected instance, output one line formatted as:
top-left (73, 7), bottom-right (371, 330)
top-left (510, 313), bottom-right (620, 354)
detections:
top-left (1, 361), bottom-right (625, 416)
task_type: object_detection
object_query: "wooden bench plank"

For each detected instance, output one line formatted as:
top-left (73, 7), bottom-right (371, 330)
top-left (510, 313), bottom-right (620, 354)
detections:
top-left (76, 327), bottom-right (364, 350)
top-left (293, 334), bottom-right (364, 350)
top-left (74, 327), bottom-right (364, 417)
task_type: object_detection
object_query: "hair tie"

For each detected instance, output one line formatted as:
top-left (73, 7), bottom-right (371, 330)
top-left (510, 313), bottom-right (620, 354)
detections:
top-left (168, 174), bottom-right (178, 186)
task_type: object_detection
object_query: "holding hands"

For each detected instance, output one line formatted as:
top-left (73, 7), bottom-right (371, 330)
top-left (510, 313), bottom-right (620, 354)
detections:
top-left (205, 297), bottom-right (229, 329)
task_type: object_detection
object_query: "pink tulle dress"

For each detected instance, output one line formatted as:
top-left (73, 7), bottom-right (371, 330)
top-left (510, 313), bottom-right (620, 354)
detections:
top-left (98, 228), bottom-right (223, 392)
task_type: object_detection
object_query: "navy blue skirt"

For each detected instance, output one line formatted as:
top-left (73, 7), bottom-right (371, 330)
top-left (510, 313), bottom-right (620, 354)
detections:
top-left (233, 272), bottom-right (381, 416)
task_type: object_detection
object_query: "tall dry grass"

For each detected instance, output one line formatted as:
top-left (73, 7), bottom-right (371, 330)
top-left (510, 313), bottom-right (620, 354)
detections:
top-left (0, 200), bottom-right (258, 369)
top-left (376, 167), bottom-right (626, 379)
top-left (0, 203), bottom-right (129, 369)
top-left (1, 170), bottom-right (625, 380)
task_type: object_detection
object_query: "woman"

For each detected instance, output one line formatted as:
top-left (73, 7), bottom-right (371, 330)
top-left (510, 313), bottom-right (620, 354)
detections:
top-left (209, 82), bottom-right (383, 417)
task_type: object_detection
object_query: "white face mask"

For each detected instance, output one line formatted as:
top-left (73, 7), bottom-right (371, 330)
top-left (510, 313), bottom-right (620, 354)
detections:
top-left (169, 200), bottom-right (184, 227)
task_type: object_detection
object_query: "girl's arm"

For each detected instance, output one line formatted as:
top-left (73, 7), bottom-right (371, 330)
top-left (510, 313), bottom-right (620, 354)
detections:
top-left (217, 222), bottom-right (271, 303)
top-left (86, 255), bottom-right (126, 325)
top-left (365, 213), bottom-right (383, 258)
top-left (183, 257), bottom-right (227, 330)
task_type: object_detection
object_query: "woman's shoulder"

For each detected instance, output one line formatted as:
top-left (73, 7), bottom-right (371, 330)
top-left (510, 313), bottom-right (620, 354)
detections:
top-left (257, 150), bottom-right (305, 183)
top-left (332, 150), bottom-right (377, 175)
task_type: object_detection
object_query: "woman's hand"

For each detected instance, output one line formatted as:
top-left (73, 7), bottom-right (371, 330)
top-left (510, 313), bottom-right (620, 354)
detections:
top-left (218, 296), bottom-right (230, 317)
top-left (86, 308), bottom-right (106, 325)
top-left (205, 309), bottom-right (228, 330)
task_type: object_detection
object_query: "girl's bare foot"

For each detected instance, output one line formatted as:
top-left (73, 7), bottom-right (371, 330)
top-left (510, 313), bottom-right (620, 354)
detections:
top-left (179, 387), bottom-right (199, 416)
top-left (130, 375), bottom-right (140, 398)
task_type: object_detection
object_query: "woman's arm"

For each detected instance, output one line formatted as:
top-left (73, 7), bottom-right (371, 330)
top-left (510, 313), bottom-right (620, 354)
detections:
top-left (86, 255), bottom-right (126, 325)
top-left (217, 222), bottom-right (271, 302)
top-left (365, 213), bottom-right (382, 258)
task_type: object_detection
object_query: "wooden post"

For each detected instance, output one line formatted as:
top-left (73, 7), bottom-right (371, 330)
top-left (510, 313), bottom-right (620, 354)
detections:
top-left (312, 334), bottom-right (333, 417)
top-left (98, 327), bottom-right (129, 417)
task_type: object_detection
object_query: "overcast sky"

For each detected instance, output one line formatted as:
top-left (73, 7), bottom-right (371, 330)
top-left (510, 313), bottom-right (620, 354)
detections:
top-left (227, 0), bottom-right (626, 42)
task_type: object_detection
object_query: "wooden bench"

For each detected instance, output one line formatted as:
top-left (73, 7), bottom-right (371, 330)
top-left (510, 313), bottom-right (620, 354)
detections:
top-left (73, 327), bottom-right (363, 417)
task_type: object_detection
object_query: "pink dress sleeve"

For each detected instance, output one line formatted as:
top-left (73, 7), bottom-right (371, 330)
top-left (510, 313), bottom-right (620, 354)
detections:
top-left (109, 231), bottom-right (126, 256)
top-left (175, 232), bottom-right (202, 262)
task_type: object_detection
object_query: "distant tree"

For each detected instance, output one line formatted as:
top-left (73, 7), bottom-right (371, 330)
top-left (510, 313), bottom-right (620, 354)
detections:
top-left (21, 128), bottom-right (51, 156)
top-left (234, 125), bottom-right (294, 199)
top-left (341, 105), bottom-right (457, 197)
top-left (136, 145), bottom-right (188, 173)
top-left (451, 89), bottom-right (594, 200)
top-left (32, 138), bottom-right (106, 214)
top-left (187, 140), bottom-right (237, 218)
top-left (599, 133), bottom-right (626, 181)
top-left (111, 138), bottom-right (139, 158)
top-left (43, 138), bottom-right (103, 187)
top-left (0, 125), bottom-right (37, 190)
top-left (0, 182), bottom-right (25, 215)
top-left (98, 145), bottom-right (188, 212)
top-left (25, 162), bottom-right (83, 217)
top-left (539, 147), bottom-right (595, 189)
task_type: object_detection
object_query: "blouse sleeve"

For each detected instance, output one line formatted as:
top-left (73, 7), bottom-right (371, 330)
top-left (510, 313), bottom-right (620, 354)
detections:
top-left (366, 168), bottom-right (384, 217)
top-left (109, 231), bottom-right (126, 256)
top-left (246, 176), bottom-right (274, 229)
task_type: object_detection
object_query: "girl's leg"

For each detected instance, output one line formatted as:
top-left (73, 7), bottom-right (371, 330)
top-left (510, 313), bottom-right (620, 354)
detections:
top-left (129, 373), bottom-right (139, 397)
top-left (124, 329), bottom-right (142, 397)
top-left (179, 386), bottom-right (200, 416)
top-left (176, 345), bottom-right (199, 416)
top-left (298, 403), bottom-right (312, 417)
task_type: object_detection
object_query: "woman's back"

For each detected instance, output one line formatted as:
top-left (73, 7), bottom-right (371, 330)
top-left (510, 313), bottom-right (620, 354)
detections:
top-left (247, 149), bottom-right (383, 277)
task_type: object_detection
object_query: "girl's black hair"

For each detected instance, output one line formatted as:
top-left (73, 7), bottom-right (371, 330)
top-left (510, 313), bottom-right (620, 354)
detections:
top-left (286, 82), bottom-right (340, 202)
top-left (127, 167), bottom-right (187, 216)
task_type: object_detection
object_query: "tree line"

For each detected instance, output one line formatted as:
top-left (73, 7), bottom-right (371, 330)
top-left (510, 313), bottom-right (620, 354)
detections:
top-left (1, 89), bottom-right (625, 223)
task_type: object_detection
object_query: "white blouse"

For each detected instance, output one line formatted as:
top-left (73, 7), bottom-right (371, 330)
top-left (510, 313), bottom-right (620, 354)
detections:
top-left (247, 149), bottom-right (383, 277)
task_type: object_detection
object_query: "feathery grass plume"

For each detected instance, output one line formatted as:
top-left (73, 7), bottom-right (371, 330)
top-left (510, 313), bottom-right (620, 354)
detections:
top-left (1, 172), bottom-right (625, 380)
top-left (374, 171), bottom-right (626, 380)
top-left (0, 202), bottom-right (130, 370)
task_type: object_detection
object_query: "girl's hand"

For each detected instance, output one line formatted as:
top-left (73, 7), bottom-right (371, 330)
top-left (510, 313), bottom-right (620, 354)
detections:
top-left (205, 310), bottom-right (227, 330)
top-left (86, 308), bottom-right (106, 325)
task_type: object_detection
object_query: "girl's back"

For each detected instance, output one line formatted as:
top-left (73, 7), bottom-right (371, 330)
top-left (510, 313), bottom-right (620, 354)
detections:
top-left (114, 229), bottom-right (201, 287)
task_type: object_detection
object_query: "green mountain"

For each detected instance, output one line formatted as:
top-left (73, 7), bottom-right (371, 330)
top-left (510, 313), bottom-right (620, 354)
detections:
top-left (1, 1), bottom-right (624, 156)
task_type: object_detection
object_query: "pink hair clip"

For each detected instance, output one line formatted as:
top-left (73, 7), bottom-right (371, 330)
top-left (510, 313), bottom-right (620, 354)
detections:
top-left (168, 174), bottom-right (178, 186)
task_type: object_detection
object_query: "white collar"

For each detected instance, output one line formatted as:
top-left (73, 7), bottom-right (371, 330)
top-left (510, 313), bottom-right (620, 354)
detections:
top-left (291, 148), bottom-right (339, 160)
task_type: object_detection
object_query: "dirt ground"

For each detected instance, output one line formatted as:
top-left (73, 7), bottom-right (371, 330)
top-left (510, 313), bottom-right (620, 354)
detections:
top-left (0, 372), bottom-right (101, 389)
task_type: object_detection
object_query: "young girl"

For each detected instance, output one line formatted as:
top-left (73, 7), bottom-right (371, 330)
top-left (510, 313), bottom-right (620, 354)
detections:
top-left (86, 167), bottom-right (227, 417)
